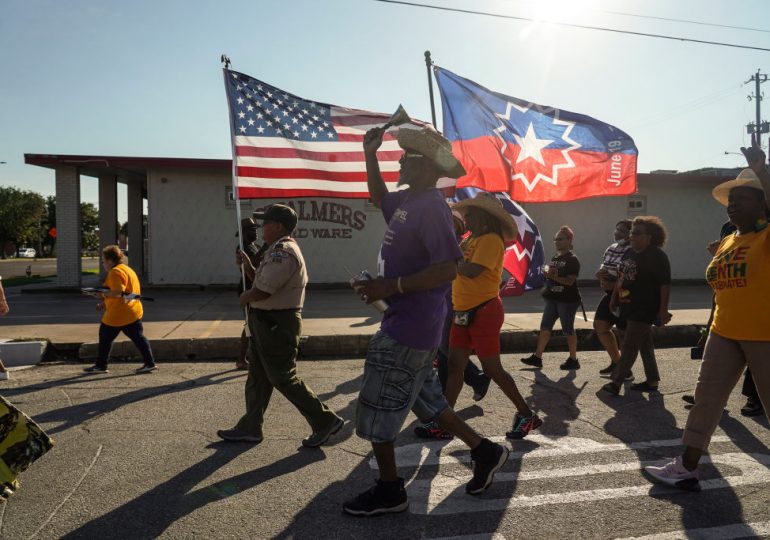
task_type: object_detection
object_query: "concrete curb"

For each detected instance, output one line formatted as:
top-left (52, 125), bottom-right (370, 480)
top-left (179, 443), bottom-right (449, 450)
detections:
top-left (75, 324), bottom-right (702, 362)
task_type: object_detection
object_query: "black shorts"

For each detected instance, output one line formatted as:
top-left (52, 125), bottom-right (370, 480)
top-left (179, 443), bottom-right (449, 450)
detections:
top-left (594, 292), bottom-right (626, 330)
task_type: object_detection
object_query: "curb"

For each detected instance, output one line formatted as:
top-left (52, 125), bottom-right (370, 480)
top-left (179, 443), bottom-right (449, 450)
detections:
top-left (74, 324), bottom-right (702, 362)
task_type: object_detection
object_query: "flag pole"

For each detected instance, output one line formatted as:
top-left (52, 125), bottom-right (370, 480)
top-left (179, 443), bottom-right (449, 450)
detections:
top-left (424, 51), bottom-right (437, 127)
top-left (222, 56), bottom-right (251, 338)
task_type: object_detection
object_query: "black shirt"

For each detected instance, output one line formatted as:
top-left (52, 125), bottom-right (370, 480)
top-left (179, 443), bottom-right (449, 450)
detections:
top-left (542, 251), bottom-right (581, 303)
top-left (618, 246), bottom-right (671, 323)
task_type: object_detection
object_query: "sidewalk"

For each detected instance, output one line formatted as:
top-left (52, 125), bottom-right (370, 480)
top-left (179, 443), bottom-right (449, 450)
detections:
top-left (0, 281), bottom-right (713, 361)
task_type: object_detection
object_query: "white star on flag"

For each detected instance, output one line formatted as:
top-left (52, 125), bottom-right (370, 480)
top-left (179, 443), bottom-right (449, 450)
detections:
top-left (513, 123), bottom-right (552, 166)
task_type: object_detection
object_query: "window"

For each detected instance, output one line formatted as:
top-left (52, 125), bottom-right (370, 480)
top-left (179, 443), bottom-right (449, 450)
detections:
top-left (627, 195), bottom-right (646, 215)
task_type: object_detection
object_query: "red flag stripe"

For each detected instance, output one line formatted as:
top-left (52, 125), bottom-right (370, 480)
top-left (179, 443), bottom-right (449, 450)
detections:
top-left (235, 145), bottom-right (403, 162)
top-left (236, 166), bottom-right (400, 182)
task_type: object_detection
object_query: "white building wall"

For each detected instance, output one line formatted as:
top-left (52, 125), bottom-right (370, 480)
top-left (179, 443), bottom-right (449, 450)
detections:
top-left (146, 167), bottom-right (729, 285)
top-left (146, 167), bottom-right (387, 285)
top-left (524, 176), bottom-right (727, 280)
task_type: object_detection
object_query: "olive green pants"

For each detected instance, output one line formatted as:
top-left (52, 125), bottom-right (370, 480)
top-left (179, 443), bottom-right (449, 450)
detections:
top-left (235, 308), bottom-right (336, 437)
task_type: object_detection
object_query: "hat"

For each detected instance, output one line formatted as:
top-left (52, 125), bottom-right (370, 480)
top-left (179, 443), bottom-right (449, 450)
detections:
top-left (397, 127), bottom-right (466, 179)
top-left (452, 192), bottom-right (518, 241)
top-left (712, 168), bottom-right (765, 206)
top-left (253, 204), bottom-right (298, 232)
top-left (235, 217), bottom-right (258, 237)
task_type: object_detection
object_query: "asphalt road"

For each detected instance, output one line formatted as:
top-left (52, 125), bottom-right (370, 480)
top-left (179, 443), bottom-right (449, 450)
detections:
top-left (1, 349), bottom-right (768, 539)
top-left (0, 258), bottom-right (99, 280)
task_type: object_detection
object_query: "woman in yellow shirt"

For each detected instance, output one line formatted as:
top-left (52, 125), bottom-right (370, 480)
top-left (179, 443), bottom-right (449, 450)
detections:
top-left (445, 193), bottom-right (542, 440)
top-left (83, 245), bottom-right (157, 374)
top-left (645, 142), bottom-right (770, 492)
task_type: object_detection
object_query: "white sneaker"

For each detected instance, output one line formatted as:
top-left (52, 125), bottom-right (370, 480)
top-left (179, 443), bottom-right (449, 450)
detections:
top-left (644, 456), bottom-right (700, 491)
top-left (0, 371), bottom-right (8, 381)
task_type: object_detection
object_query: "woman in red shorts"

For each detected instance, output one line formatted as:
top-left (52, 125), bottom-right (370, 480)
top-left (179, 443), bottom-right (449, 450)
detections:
top-left (445, 193), bottom-right (542, 440)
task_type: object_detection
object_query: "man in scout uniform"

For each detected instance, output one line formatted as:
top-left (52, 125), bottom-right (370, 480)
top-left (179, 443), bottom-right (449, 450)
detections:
top-left (217, 204), bottom-right (343, 448)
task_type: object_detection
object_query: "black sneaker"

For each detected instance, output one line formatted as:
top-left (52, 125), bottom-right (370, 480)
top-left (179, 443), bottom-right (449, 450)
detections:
top-left (630, 381), bottom-right (658, 392)
top-left (599, 363), bottom-right (615, 376)
top-left (559, 357), bottom-right (580, 370)
top-left (466, 439), bottom-right (509, 495)
top-left (681, 394), bottom-right (695, 405)
top-left (135, 364), bottom-right (158, 374)
top-left (741, 398), bottom-right (764, 417)
top-left (520, 354), bottom-right (543, 368)
top-left (414, 421), bottom-right (453, 440)
top-left (83, 365), bottom-right (109, 373)
top-left (472, 375), bottom-right (491, 402)
top-left (216, 429), bottom-right (263, 443)
top-left (343, 478), bottom-right (408, 516)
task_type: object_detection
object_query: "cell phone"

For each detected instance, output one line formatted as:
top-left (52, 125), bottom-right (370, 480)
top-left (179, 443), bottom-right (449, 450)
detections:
top-left (690, 346), bottom-right (704, 360)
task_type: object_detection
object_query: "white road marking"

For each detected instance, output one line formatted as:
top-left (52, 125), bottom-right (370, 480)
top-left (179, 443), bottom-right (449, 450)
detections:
top-left (373, 435), bottom-right (733, 469)
top-left (616, 520), bottom-right (770, 540)
top-left (406, 453), bottom-right (770, 515)
top-left (430, 535), bottom-right (506, 540)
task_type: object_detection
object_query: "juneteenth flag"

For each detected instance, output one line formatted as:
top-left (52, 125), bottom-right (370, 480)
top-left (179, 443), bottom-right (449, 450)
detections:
top-left (435, 67), bottom-right (638, 203)
top-left (223, 69), bottom-right (423, 199)
top-left (451, 187), bottom-right (545, 296)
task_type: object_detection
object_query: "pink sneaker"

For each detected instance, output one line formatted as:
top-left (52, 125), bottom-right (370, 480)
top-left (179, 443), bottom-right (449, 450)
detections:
top-left (644, 456), bottom-right (700, 491)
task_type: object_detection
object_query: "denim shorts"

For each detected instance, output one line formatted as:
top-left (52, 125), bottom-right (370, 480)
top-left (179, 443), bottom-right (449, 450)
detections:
top-left (356, 331), bottom-right (449, 443)
top-left (539, 298), bottom-right (580, 335)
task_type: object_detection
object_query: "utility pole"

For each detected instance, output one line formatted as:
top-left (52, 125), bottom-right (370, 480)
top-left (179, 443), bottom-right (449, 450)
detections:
top-left (746, 69), bottom-right (769, 148)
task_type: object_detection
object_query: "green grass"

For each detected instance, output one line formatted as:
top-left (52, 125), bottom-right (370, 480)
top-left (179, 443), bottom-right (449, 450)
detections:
top-left (2, 275), bottom-right (53, 287)
top-left (3, 270), bottom-right (97, 287)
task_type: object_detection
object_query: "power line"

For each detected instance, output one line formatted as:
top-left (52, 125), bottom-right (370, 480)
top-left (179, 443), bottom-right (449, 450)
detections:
top-left (373, 0), bottom-right (770, 52)
top-left (497, 0), bottom-right (770, 34)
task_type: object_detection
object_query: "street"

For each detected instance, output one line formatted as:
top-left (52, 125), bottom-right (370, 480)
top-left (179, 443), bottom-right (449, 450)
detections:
top-left (1, 349), bottom-right (768, 539)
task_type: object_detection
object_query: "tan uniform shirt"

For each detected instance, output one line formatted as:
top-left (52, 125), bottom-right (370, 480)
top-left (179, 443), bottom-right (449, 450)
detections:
top-left (249, 236), bottom-right (307, 310)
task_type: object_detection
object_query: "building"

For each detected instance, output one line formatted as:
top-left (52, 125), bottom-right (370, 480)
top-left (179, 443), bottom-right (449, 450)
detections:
top-left (24, 153), bottom-right (736, 287)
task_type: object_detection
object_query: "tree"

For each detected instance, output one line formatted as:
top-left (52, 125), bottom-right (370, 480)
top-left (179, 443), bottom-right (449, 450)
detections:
top-left (81, 202), bottom-right (99, 253)
top-left (0, 187), bottom-right (45, 258)
top-left (39, 198), bottom-right (101, 256)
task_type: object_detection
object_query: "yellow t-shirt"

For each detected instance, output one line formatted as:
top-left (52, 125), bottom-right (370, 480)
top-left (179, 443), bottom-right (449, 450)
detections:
top-left (101, 263), bottom-right (144, 327)
top-left (707, 226), bottom-right (770, 341)
top-left (452, 233), bottom-right (504, 311)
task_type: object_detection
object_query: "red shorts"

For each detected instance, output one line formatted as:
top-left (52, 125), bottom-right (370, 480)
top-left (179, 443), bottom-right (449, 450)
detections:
top-left (449, 296), bottom-right (504, 357)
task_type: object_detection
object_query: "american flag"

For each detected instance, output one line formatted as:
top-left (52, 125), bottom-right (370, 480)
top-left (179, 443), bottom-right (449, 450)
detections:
top-left (450, 187), bottom-right (545, 296)
top-left (224, 69), bottom-right (422, 199)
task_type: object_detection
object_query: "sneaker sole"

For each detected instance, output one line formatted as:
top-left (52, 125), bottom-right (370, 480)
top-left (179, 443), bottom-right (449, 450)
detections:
top-left (506, 418), bottom-right (543, 440)
top-left (343, 500), bottom-right (409, 516)
top-left (217, 431), bottom-right (263, 443)
top-left (643, 469), bottom-right (701, 492)
top-left (467, 446), bottom-right (510, 495)
top-left (136, 366), bottom-right (158, 374)
top-left (303, 417), bottom-right (344, 448)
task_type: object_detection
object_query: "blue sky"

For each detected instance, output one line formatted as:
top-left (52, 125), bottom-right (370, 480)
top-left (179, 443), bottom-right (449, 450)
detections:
top-left (2, 0), bottom-right (769, 219)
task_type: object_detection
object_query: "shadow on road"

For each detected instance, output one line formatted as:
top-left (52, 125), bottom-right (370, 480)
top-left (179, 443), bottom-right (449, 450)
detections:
top-left (61, 443), bottom-right (326, 539)
top-left (4, 370), bottom-right (244, 436)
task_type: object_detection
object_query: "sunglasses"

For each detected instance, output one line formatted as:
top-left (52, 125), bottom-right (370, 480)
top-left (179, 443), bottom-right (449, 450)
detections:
top-left (630, 229), bottom-right (648, 236)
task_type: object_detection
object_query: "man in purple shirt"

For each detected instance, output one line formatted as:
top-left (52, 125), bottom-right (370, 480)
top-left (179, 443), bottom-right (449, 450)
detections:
top-left (343, 125), bottom-right (509, 516)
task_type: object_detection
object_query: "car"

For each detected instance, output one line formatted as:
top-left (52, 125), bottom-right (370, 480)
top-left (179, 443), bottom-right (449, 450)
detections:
top-left (18, 247), bottom-right (36, 258)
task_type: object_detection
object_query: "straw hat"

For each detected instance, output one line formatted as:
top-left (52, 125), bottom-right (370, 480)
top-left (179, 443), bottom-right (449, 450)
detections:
top-left (712, 168), bottom-right (765, 206)
top-left (452, 192), bottom-right (518, 241)
top-left (398, 127), bottom-right (466, 179)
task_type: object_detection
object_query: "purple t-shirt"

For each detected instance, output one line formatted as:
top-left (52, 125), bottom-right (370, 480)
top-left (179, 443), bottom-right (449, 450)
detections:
top-left (377, 188), bottom-right (462, 349)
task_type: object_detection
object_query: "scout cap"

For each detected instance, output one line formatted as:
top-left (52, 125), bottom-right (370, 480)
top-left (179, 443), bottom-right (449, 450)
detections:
top-left (253, 204), bottom-right (298, 232)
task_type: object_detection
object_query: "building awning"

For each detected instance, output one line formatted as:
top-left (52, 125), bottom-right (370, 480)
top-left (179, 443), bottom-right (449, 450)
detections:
top-left (24, 153), bottom-right (231, 180)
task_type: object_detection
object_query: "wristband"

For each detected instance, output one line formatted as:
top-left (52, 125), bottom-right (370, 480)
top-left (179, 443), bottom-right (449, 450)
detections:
top-left (397, 277), bottom-right (404, 294)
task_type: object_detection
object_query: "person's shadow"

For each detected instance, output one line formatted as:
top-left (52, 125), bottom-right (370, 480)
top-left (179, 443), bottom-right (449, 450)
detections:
top-left (597, 389), bottom-right (752, 535)
top-left (61, 443), bottom-right (326, 539)
top-left (5, 370), bottom-right (244, 435)
top-left (531, 369), bottom-right (586, 438)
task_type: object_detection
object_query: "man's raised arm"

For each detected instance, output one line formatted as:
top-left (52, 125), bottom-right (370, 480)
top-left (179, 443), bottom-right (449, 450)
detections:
top-left (363, 127), bottom-right (389, 207)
